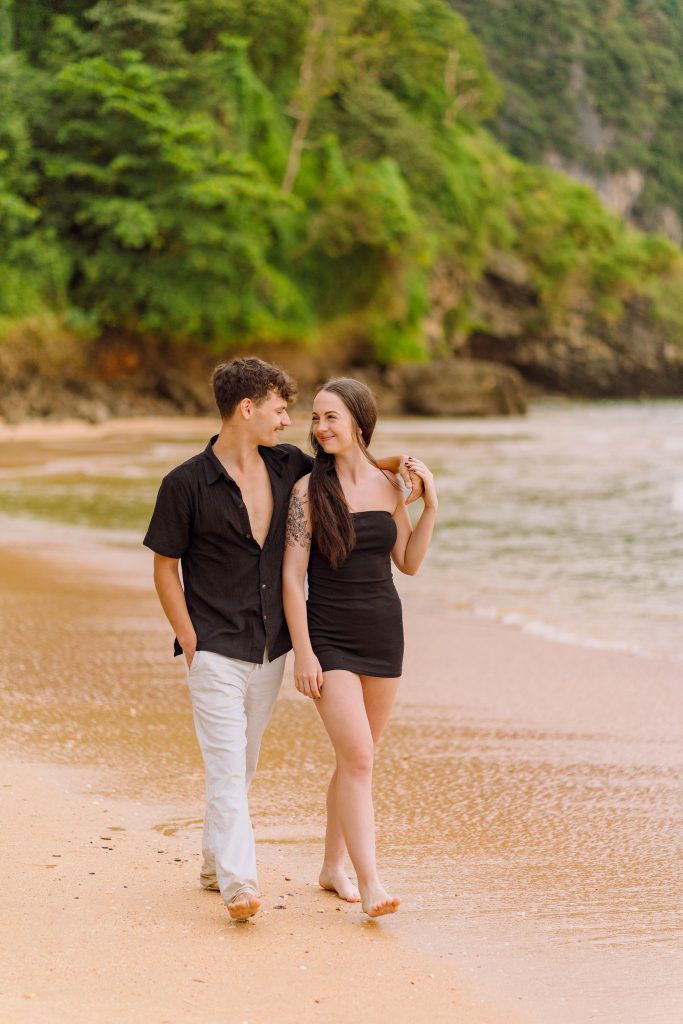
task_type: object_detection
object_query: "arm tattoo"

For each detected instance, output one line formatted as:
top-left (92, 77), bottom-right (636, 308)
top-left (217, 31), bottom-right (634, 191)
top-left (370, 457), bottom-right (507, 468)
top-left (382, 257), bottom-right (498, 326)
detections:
top-left (286, 492), bottom-right (311, 549)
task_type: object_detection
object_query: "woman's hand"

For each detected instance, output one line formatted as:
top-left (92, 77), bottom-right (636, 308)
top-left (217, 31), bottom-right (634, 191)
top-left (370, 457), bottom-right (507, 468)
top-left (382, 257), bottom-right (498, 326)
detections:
top-left (294, 650), bottom-right (324, 699)
top-left (398, 455), bottom-right (424, 505)
top-left (405, 457), bottom-right (438, 511)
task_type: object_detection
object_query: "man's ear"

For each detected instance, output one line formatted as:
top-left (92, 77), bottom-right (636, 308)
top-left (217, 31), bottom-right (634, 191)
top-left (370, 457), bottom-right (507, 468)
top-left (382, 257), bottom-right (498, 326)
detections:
top-left (239, 397), bottom-right (254, 419)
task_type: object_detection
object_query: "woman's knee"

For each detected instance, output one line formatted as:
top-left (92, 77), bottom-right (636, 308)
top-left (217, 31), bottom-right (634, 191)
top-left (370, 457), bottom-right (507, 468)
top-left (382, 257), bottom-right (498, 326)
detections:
top-left (337, 745), bottom-right (374, 778)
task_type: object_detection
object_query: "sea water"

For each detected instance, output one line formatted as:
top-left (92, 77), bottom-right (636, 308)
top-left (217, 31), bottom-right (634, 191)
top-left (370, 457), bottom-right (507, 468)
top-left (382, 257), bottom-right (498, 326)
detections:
top-left (379, 399), bottom-right (683, 663)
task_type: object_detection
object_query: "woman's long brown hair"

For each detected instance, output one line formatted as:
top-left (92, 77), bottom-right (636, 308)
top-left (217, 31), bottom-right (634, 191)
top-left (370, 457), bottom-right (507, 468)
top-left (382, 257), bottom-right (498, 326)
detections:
top-left (309, 378), bottom-right (389, 569)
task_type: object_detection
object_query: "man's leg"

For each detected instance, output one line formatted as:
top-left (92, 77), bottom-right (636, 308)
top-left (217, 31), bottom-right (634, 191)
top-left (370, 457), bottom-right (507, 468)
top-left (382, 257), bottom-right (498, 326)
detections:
top-left (244, 652), bottom-right (287, 788)
top-left (187, 651), bottom-right (258, 905)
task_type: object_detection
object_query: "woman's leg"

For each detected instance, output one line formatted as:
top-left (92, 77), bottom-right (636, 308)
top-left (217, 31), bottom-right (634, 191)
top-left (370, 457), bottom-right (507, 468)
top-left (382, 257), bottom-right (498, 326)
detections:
top-left (318, 767), bottom-right (361, 902)
top-left (315, 669), bottom-right (401, 916)
top-left (320, 671), bottom-right (401, 901)
top-left (360, 673), bottom-right (401, 745)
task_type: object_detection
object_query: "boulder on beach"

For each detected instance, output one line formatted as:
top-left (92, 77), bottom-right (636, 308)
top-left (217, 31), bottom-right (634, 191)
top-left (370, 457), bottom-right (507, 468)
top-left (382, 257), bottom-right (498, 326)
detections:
top-left (389, 358), bottom-right (528, 417)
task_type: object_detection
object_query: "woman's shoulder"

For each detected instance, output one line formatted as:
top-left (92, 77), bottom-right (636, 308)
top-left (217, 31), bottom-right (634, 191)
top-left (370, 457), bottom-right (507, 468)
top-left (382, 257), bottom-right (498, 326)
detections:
top-left (370, 463), bottom-right (402, 511)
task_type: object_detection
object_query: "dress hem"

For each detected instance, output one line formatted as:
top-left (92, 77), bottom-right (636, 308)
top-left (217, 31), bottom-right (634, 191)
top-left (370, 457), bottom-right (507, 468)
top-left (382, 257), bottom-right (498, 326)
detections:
top-left (317, 657), bottom-right (402, 679)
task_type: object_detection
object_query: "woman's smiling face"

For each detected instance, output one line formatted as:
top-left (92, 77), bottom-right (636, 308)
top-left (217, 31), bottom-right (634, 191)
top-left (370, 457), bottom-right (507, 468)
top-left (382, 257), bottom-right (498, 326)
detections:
top-left (311, 389), bottom-right (357, 454)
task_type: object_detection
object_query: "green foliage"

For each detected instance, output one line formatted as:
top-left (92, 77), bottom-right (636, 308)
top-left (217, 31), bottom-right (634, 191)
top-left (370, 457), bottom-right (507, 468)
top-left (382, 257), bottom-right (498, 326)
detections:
top-left (0, 0), bottom-right (681, 363)
top-left (451, 0), bottom-right (683, 228)
top-left (44, 48), bottom-right (310, 339)
top-left (505, 161), bottom-right (681, 320)
top-left (307, 159), bottom-right (417, 260)
top-left (0, 35), bottom-right (69, 316)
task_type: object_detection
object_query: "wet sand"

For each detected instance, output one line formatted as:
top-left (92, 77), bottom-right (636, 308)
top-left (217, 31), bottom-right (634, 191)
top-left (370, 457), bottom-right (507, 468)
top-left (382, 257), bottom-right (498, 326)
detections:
top-left (0, 543), bottom-right (518, 1024)
top-left (2, 755), bottom-right (510, 1024)
top-left (1, 420), bottom-right (682, 1022)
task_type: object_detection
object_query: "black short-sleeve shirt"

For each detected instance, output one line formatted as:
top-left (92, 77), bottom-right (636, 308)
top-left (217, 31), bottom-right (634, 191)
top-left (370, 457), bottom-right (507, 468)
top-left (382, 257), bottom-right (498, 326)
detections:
top-left (143, 438), bottom-right (312, 662)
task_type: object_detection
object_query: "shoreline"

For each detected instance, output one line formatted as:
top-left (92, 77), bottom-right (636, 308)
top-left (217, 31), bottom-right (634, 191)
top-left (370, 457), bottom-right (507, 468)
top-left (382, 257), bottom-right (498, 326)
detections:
top-left (2, 405), bottom-right (681, 668)
top-left (2, 394), bottom-right (681, 440)
top-left (2, 506), bottom-right (681, 670)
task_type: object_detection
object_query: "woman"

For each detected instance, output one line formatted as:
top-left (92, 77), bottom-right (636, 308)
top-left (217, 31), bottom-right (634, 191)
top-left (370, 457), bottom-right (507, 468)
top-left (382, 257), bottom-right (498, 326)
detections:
top-left (282, 378), bottom-right (437, 917)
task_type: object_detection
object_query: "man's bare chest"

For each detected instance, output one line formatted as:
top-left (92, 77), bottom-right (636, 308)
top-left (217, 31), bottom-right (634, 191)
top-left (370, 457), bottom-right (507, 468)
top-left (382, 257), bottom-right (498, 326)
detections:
top-left (232, 469), bottom-right (274, 548)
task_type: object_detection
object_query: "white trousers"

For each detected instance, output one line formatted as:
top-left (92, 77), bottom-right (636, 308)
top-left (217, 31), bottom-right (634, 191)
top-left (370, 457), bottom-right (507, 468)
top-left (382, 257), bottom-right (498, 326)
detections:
top-left (186, 649), bottom-right (286, 904)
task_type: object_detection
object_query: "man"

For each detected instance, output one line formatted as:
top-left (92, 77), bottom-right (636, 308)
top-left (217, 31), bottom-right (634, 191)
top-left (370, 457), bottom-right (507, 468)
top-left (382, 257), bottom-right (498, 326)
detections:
top-left (144, 357), bottom-right (416, 921)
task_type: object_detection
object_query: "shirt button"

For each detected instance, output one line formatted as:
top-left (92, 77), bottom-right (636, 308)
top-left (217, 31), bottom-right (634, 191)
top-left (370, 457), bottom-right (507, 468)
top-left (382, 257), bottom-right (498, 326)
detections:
top-left (263, 614), bottom-right (268, 620)
top-left (245, 533), bottom-right (251, 539)
top-left (261, 583), bottom-right (267, 590)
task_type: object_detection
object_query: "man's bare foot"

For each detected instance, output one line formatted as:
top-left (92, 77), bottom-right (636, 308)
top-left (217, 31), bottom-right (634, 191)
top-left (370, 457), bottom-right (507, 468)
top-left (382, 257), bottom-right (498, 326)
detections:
top-left (319, 866), bottom-right (361, 903)
top-left (360, 881), bottom-right (400, 918)
top-left (227, 889), bottom-right (260, 921)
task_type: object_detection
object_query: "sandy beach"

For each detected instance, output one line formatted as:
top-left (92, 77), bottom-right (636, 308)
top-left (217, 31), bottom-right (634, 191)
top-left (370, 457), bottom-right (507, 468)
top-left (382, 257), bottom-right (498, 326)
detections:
top-left (1, 417), bottom-right (682, 1023)
top-left (0, 540), bottom-right (521, 1024)
top-left (2, 754), bottom-right (514, 1024)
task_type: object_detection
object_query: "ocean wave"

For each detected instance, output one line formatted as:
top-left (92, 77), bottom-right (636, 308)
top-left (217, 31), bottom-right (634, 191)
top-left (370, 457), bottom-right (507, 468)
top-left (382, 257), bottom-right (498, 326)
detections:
top-left (472, 603), bottom-right (648, 657)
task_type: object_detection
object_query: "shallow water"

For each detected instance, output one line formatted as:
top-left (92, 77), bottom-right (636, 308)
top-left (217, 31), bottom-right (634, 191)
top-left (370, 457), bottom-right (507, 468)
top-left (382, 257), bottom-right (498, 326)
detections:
top-left (2, 400), bottom-right (682, 659)
top-left (377, 400), bottom-right (683, 662)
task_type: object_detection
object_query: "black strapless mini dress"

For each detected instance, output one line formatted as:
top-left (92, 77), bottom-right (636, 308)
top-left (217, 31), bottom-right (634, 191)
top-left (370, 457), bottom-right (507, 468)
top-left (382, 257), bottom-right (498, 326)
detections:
top-left (307, 511), bottom-right (403, 678)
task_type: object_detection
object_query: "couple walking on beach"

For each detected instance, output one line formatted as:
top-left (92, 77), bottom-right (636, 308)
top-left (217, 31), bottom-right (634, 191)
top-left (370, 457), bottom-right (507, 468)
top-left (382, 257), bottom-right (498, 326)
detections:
top-left (144, 358), bottom-right (437, 921)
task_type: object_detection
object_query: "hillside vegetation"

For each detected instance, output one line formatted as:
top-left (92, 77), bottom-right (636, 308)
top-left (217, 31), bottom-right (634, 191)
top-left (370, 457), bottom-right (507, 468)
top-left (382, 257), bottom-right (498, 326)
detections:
top-left (1, 0), bottom-right (682, 415)
top-left (451, 0), bottom-right (683, 240)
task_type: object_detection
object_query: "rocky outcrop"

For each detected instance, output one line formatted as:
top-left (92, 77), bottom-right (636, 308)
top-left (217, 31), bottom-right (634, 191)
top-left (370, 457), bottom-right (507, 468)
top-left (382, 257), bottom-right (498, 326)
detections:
top-left (472, 305), bottom-right (683, 397)
top-left (387, 359), bottom-right (527, 416)
top-left (455, 255), bottom-right (683, 398)
top-left (0, 328), bottom-right (216, 423)
top-left (2, 274), bottom-right (682, 424)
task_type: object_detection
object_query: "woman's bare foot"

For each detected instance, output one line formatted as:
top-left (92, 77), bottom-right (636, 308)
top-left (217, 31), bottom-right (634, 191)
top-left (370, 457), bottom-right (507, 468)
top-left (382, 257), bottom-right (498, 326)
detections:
top-left (360, 881), bottom-right (400, 918)
top-left (319, 865), bottom-right (361, 903)
top-left (227, 889), bottom-right (260, 921)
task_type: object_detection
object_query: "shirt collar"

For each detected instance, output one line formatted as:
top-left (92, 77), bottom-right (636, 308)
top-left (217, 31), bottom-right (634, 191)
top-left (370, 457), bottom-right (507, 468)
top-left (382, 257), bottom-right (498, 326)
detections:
top-left (258, 444), bottom-right (289, 477)
top-left (201, 436), bottom-right (290, 484)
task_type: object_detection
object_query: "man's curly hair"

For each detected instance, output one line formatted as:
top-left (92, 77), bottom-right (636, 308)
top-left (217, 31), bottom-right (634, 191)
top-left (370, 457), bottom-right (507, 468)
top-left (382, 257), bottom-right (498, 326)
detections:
top-left (211, 357), bottom-right (297, 419)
